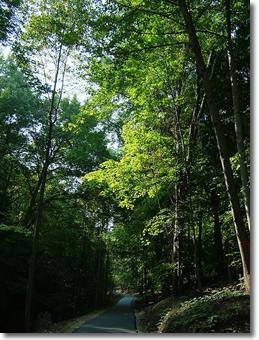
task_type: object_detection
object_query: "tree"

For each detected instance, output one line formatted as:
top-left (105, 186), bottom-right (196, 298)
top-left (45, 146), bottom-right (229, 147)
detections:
top-left (225, 0), bottom-right (250, 230)
top-left (0, 53), bottom-right (113, 330)
top-left (0, 54), bottom-right (42, 226)
top-left (12, 0), bottom-right (92, 330)
top-left (80, 0), bottom-right (250, 293)
top-left (80, 0), bottom-right (210, 295)
top-left (178, 0), bottom-right (250, 293)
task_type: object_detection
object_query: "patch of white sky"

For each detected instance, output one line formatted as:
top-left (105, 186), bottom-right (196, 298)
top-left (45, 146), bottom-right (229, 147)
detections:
top-left (0, 44), bottom-right (10, 58)
top-left (0, 0), bottom-right (125, 152)
top-left (0, 41), bottom-right (89, 104)
top-left (1, 42), bottom-right (122, 154)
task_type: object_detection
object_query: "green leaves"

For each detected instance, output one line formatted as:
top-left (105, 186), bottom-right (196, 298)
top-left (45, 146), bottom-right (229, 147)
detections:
top-left (0, 0), bottom-right (21, 41)
top-left (0, 224), bottom-right (32, 237)
top-left (84, 117), bottom-right (176, 209)
top-left (21, 0), bottom-right (89, 47)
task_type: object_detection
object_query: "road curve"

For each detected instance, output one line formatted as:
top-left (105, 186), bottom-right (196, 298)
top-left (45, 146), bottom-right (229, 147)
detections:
top-left (72, 293), bottom-right (136, 333)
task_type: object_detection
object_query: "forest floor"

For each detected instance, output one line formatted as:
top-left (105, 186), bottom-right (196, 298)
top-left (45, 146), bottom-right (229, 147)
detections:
top-left (133, 282), bottom-right (250, 333)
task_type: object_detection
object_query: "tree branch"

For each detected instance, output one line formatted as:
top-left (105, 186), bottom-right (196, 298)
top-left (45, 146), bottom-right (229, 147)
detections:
top-left (112, 0), bottom-right (184, 26)
top-left (113, 41), bottom-right (187, 55)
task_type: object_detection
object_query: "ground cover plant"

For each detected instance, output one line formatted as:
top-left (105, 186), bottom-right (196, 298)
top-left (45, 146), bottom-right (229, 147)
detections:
top-left (157, 286), bottom-right (250, 333)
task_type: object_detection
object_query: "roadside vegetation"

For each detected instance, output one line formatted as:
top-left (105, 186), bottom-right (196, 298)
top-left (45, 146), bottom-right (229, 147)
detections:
top-left (134, 283), bottom-right (250, 333)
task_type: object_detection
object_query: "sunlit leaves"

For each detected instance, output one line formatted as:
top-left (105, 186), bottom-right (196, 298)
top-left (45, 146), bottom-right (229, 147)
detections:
top-left (84, 115), bottom-right (177, 209)
top-left (22, 0), bottom-right (89, 47)
top-left (62, 103), bottom-right (110, 176)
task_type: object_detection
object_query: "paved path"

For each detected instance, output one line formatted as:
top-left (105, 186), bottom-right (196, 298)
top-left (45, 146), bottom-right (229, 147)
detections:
top-left (73, 293), bottom-right (136, 333)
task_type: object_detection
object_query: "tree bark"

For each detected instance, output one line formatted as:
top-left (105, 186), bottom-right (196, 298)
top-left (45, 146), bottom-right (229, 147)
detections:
top-left (178, 0), bottom-right (250, 293)
top-left (225, 0), bottom-right (250, 231)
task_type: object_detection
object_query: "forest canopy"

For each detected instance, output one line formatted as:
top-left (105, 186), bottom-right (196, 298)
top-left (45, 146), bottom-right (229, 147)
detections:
top-left (0, 0), bottom-right (250, 333)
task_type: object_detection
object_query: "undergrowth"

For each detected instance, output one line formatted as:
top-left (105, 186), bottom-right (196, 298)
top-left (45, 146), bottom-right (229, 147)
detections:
top-left (157, 288), bottom-right (248, 333)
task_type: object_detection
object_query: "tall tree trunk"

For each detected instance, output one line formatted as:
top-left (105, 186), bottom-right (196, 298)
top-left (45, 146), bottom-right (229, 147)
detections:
top-left (24, 141), bottom-right (51, 332)
top-left (171, 101), bottom-right (185, 297)
top-left (172, 182), bottom-right (179, 296)
top-left (185, 165), bottom-right (203, 293)
top-left (172, 181), bottom-right (184, 297)
top-left (24, 45), bottom-right (64, 332)
top-left (94, 235), bottom-right (102, 310)
top-left (144, 251), bottom-right (148, 305)
top-left (178, 0), bottom-right (250, 293)
top-left (226, 0), bottom-right (250, 231)
top-left (198, 210), bottom-right (203, 277)
top-left (22, 172), bottom-right (43, 227)
top-left (226, 235), bottom-right (233, 282)
top-left (104, 248), bottom-right (109, 306)
top-left (211, 189), bottom-right (224, 281)
top-left (73, 240), bottom-right (82, 317)
top-left (185, 223), bottom-right (191, 286)
top-left (189, 193), bottom-right (203, 293)
top-left (155, 236), bottom-right (170, 298)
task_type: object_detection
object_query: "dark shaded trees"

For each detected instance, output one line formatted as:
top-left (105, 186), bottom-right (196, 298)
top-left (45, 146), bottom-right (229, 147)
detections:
top-left (0, 51), bottom-right (112, 331)
top-left (225, 0), bottom-right (250, 230)
top-left (178, 0), bottom-right (249, 293)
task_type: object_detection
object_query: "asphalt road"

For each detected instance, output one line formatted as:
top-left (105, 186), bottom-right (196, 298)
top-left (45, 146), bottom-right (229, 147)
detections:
top-left (72, 293), bottom-right (137, 333)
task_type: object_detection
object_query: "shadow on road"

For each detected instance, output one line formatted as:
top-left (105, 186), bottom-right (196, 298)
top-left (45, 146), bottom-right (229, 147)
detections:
top-left (73, 293), bottom-right (136, 333)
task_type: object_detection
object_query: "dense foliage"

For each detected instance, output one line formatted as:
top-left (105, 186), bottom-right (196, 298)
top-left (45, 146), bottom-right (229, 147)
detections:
top-left (0, 0), bottom-right (250, 333)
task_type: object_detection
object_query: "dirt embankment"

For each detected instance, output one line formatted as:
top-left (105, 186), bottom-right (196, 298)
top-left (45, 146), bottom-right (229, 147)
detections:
top-left (133, 295), bottom-right (178, 333)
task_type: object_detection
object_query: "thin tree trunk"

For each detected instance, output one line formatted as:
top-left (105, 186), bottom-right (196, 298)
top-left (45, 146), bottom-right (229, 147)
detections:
top-left (178, 0), bottom-right (250, 293)
top-left (189, 195), bottom-right (203, 293)
top-left (104, 248), bottom-right (109, 306)
top-left (144, 251), bottom-right (148, 305)
top-left (171, 104), bottom-right (185, 297)
top-left (211, 189), bottom-right (224, 281)
top-left (227, 236), bottom-right (233, 282)
top-left (24, 45), bottom-right (64, 332)
top-left (22, 172), bottom-right (43, 227)
top-left (24, 150), bottom-right (51, 332)
top-left (73, 242), bottom-right (81, 317)
top-left (94, 241), bottom-right (102, 310)
top-left (226, 0), bottom-right (250, 231)
top-left (198, 210), bottom-right (203, 278)
top-left (185, 166), bottom-right (203, 293)
top-left (186, 223), bottom-right (191, 286)
top-left (172, 181), bottom-right (184, 297)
